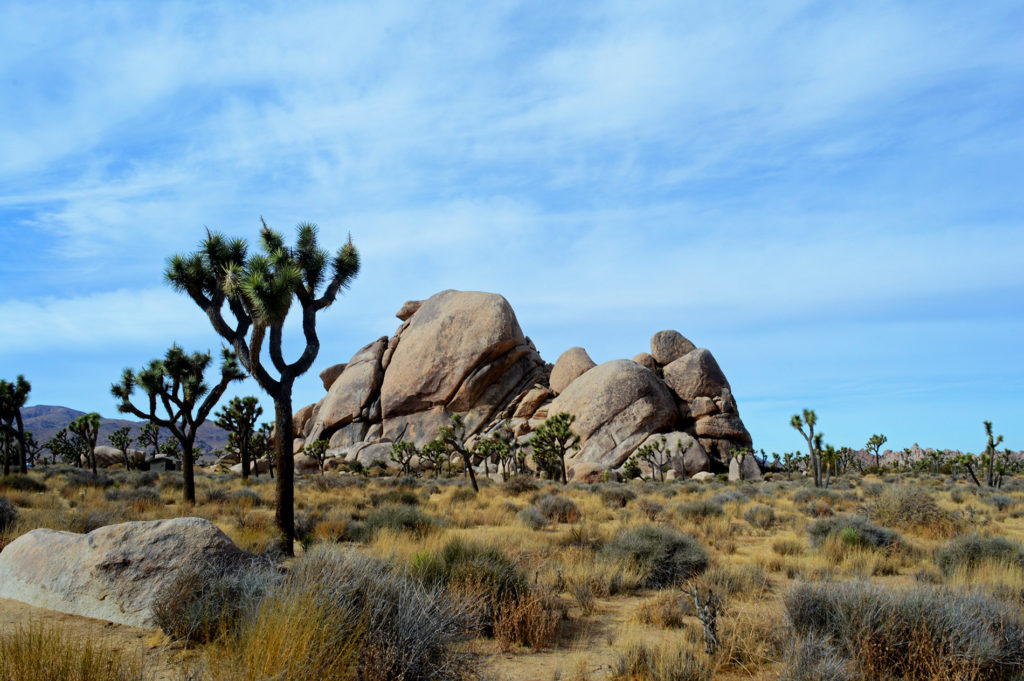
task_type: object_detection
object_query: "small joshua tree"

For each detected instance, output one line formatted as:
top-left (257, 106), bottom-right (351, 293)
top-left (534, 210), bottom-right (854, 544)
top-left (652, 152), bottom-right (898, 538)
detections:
top-left (529, 412), bottom-right (580, 484)
top-left (791, 410), bottom-right (823, 488)
top-left (22, 431), bottom-right (43, 467)
top-left (69, 412), bottom-right (101, 476)
top-left (214, 396), bottom-right (263, 480)
top-left (138, 422), bottom-right (161, 462)
top-left (111, 345), bottom-right (245, 503)
top-left (983, 421), bottom-right (1005, 488)
top-left (438, 414), bottom-right (478, 492)
top-left (303, 438), bottom-right (330, 474)
top-left (635, 437), bottom-right (671, 482)
top-left (166, 219), bottom-right (360, 554)
top-left (45, 428), bottom-right (80, 466)
top-left (108, 426), bottom-right (136, 470)
top-left (389, 439), bottom-right (418, 476)
top-left (0, 375), bottom-right (31, 475)
top-left (865, 433), bottom-right (887, 470)
top-left (420, 438), bottom-right (448, 478)
top-left (251, 422), bottom-right (275, 478)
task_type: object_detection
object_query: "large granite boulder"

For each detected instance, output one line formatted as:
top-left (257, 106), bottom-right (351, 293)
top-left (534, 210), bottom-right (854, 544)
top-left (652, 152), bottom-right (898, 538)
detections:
top-left (552, 360), bottom-right (677, 468)
top-left (307, 338), bottom-right (387, 442)
top-left (83, 446), bottom-right (146, 469)
top-left (636, 431), bottom-right (710, 477)
top-left (379, 290), bottom-right (544, 441)
top-left (662, 348), bottom-right (731, 402)
top-left (319, 363), bottom-right (346, 391)
top-left (0, 517), bottom-right (252, 628)
top-left (549, 347), bottom-right (597, 395)
top-left (650, 330), bottom-right (696, 366)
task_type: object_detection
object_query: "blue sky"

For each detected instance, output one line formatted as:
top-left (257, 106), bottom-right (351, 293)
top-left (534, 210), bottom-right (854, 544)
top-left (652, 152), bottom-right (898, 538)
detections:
top-left (1, 1), bottom-right (1022, 454)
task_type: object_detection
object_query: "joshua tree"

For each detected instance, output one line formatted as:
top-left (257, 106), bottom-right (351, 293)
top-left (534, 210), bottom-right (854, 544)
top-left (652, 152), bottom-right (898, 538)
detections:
top-left (138, 422), bottom-right (161, 462)
top-left (108, 426), bottom-right (136, 470)
top-left (45, 428), bottom-right (79, 466)
top-left (69, 412), bottom-right (101, 476)
top-left (438, 414), bottom-right (478, 492)
top-left (791, 409), bottom-right (822, 488)
top-left (389, 439), bottom-right (418, 476)
top-left (636, 437), bottom-right (671, 482)
top-left (529, 412), bottom-right (580, 484)
top-left (214, 396), bottom-right (263, 480)
top-left (303, 438), bottom-right (331, 474)
top-left (166, 220), bottom-right (360, 554)
top-left (111, 345), bottom-right (245, 503)
top-left (983, 421), bottom-right (1005, 488)
top-left (0, 375), bottom-right (31, 475)
top-left (251, 422), bottom-right (274, 478)
top-left (865, 433), bottom-right (887, 470)
top-left (420, 438), bottom-right (448, 478)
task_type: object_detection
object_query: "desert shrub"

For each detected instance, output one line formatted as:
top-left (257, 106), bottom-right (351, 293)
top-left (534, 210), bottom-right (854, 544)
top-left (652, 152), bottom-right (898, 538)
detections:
top-left (785, 580), bottom-right (1024, 681)
top-left (103, 486), bottom-right (161, 505)
top-left (66, 508), bottom-right (128, 533)
top-left (601, 485), bottom-right (637, 508)
top-left (0, 622), bottom-right (146, 681)
top-left (157, 472), bottom-right (184, 490)
top-left (869, 486), bottom-right (962, 538)
top-left (61, 469), bottom-right (112, 489)
top-left (153, 558), bottom-right (279, 644)
top-left (111, 470), bottom-right (159, 489)
top-left (605, 525), bottom-right (709, 588)
top-left (633, 590), bottom-right (691, 628)
top-left (205, 546), bottom-right (480, 681)
top-left (950, 487), bottom-right (967, 504)
top-left (611, 635), bottom-right (711, 681)
top-left (984, 494), bottom-right (1016, 511)
top-left (308, 474), bottom-right (352, 492)
top-left (807, 515), bottom-right (900, 550)
top-left (518, 505), bottom-right (547, 530)
top-left (935, 534), bottom-right (1024, 575)
top-left (801, 500), bottom-right (834, 517)
top-left (536, 494), bottom-right (580, 523)
top-left (493, 586), bottom-right (564, 651)
top-left (411, 538), bottom-right (527, 634)
top-left (502, 474), bottom-right (538, 496)
top-left (449, 487), bottom-right (476, 504)
top-left (743, 504), bottom-right (776, 529)
top-left (703, 563), bottom-right (771, 598)
top-left (370, 488), bottom-right (420, 506)
top-left (710, 490), bottom-right (746, 505)
top-left (677, 500), bottom-right (723, 520)
top-left (354, 505), bottom-right (439, 541)
top-left (0, 474), bottom-right (46, 493)
top-left (227, 489), bottom-right (265, 507)
top-left (637, 497), bottom-right (665, 520)
top-left (772, 537), bottom-right (805, 556)
top-left (778, 632), bottom-right (853, 681)
top-left (792, 488), bottom-right (841, 504)
top-left (0, 496), bottom-right (18, 531)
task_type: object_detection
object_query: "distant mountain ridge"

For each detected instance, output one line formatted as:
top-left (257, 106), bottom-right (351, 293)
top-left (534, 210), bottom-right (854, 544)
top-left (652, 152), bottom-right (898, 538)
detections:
top-left (22, 405), bottom-right (229, 456)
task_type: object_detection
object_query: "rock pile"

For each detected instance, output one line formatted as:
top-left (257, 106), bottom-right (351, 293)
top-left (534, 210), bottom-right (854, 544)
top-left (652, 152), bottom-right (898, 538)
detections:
top-left (293, 289), bottom-right (754, 480)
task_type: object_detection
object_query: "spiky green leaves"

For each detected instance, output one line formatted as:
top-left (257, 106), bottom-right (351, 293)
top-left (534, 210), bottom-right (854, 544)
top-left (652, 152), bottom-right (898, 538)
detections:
top-left (112, 346), bottom-right (245, 416)
top-left (0, 375), bottom-right (30, 423)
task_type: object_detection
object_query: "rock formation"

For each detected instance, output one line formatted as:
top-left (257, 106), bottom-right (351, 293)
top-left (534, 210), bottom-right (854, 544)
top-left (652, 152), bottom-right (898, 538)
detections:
top-left (0, 517), bottom-right (252, 627)
top-left (293, 289), bottom-right (753, 478)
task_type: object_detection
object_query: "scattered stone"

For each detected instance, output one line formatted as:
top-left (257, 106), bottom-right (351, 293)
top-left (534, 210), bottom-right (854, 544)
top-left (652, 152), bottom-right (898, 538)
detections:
top-left (395, 299), bottom-right (423, 321)
top-left (549, 347), bottom-right (597, 395)
top-left (632, 352), bottom-right (658, 371)
top-left (650, 330), bottom-right (696, 366)
top-left (319, 363), bottom-right (346, 391)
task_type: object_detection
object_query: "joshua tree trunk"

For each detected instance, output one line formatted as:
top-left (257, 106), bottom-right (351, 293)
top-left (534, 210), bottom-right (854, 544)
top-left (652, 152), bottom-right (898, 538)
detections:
top-left (182, 434), bottom-right (196, 504)
top-left (14, 412), bottom-right (26, 475)
top-left (274, 391), bottom-right (295, 553)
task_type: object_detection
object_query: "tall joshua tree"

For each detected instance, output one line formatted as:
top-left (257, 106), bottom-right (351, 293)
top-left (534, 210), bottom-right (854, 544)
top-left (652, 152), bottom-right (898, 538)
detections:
top-left (983, 421), bottom-right (1005, 488)
top-left (865, 433), bottom-right (887, 470)
top-left (0, 375), bottom-right (31, 475)
top-left (791, 409), bottom-right (822, 488)
top-left (111, 345), bottom-right (245, 503)
top-left (215, 396), bottom-right (263, 479)
top-left (69, 412), bottom-right (101, 476)
top-left (165, 220), bottom-right (359, 553)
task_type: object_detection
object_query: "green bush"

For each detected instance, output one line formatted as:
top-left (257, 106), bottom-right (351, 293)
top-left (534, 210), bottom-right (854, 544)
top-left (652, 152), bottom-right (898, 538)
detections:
top-left (411, 538), bottom-right (527, 633)
top-left (353, 504), bottom-right (440, 541)
top-left (935, 534), bottom-right (1024, 575)
top-left (605, 525), bottom-right (708, 588)
top-left (807, 515), bottom-right (900, 550)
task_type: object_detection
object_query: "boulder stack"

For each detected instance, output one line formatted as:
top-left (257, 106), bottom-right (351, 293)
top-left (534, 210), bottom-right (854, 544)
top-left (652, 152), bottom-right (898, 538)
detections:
top-left (293, 289), bottom-right (754, 478)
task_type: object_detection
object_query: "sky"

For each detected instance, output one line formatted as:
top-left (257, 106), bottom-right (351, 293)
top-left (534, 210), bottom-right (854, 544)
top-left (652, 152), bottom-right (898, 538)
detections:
top-left (1, 1), bottom-right (1022, 455)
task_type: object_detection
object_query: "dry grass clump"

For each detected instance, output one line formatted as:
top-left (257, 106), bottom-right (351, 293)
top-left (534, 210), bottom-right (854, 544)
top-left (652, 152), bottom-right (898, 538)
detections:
top-left (786, 580), bottom-right (1024, 681)
top-left (771, 536), bottom-right (806, 556)
top-left (632, 589), bottom-right (691, 628)
top-left (935, 534), bottom-right (1024, 576)
top-left (742, 503), bottom-right (775, 529)
top-left (534, 494), bottom-right (581, 523)
top-left (199, 546), bottom-right (479, 681)
top-left (807, 514), bottom-right (901, 550)
top-left (676, 500), bottom-right (723, 520)
top-left (0, 622), bottom-right (146, 681)
top-left (0, 473), bottom-right (47, 493)
top-left (868, 486), bottom-right (963, 539)
top-left (611, 631), bottom-right (711, 681)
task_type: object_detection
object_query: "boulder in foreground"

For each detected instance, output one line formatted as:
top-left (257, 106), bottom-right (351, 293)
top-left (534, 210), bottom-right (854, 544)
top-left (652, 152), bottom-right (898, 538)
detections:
top-left (0, 517), bottom-right (252, 628)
